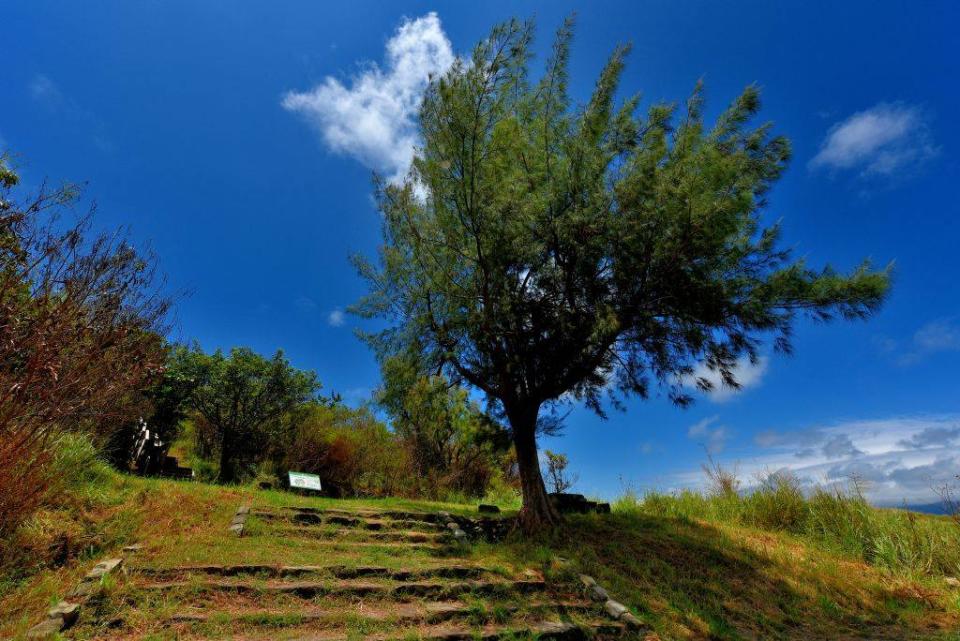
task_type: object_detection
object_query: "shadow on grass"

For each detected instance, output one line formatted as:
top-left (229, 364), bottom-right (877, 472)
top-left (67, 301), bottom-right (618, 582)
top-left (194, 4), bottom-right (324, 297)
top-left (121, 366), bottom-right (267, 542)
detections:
top-left (495, 512), bottom-right (958, 641)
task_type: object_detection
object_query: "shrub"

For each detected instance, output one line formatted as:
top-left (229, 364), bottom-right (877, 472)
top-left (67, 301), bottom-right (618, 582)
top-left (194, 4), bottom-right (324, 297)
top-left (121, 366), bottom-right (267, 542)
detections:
top-left (742, 471), bottom-right (808, 532)
top-left (276, 403), bottom-right (410, 498)
top-left (0, 433), bottom-right (127, 577)
top-left (0, 155), bottom-right (169, 539)
top-left (612, 466), bottom-right (960, 578)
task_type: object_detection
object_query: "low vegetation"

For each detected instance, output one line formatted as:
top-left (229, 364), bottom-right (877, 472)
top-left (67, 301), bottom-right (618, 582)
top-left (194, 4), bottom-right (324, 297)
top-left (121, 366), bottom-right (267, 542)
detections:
top-left (0, 13), bottom-right (952, 640)
top-left (1, 462), bottom-right (958, 640)
top-left (617, 473), bottom-right (960, 580)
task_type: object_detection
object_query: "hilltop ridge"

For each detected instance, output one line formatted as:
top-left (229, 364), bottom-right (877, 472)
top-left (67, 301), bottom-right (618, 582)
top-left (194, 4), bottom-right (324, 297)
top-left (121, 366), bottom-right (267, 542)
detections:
top-left (2, 474), bottom-right (959, 640)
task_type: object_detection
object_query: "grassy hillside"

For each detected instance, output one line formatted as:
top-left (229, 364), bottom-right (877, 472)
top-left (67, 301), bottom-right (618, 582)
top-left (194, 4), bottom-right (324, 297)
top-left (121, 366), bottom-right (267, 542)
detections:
top-left (1, 470), bottom-right (958, 640)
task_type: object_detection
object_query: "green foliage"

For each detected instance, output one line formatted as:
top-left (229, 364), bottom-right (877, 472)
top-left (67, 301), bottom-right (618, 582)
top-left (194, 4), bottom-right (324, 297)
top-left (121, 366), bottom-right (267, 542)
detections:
top-left (273, 402), bottom-right (409, 497)
top-left (174, 344), bottom-right (320, 483)
top-left (377, 353), bottom-right (510, 498)
top-left (354, 16), bottom-right (891, 525)
top-left (0, 433), bottom-right (136, 582)
top-left (49, 433), bottom-right (116, 497)
top-left (542, 450), bottom-right (577, 493)
top-left (622, 477), bottom-right (960, 578)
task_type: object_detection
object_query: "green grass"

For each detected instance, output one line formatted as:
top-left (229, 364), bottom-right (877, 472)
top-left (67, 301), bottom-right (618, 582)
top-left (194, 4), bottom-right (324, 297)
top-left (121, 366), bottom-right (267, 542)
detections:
top-left (1, 466), bottom-right (959, 640)
top-left (614, 476), bottom-right (960, 579)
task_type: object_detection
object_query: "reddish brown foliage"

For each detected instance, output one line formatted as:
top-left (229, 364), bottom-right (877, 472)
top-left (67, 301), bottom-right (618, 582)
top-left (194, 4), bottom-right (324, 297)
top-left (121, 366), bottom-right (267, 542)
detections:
top-left (0, 168), bottom-right (170, 540)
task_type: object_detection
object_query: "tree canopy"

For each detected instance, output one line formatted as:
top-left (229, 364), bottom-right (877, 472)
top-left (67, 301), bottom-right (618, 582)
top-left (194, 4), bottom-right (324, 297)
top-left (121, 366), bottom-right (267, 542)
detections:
top-left (172, 345), bottom-right (320, 483)
top-left (354, 18), bottom-right (891, 529)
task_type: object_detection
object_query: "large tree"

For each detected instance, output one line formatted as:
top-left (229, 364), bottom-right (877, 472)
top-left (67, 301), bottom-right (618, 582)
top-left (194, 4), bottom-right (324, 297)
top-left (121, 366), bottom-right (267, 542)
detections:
top-left (354, 19), bottom-right (891, 530)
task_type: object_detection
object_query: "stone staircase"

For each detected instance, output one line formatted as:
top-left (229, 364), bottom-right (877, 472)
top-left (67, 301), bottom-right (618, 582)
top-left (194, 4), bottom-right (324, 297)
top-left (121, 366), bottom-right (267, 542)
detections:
top-left (73, 502), bottom-right (637, 640)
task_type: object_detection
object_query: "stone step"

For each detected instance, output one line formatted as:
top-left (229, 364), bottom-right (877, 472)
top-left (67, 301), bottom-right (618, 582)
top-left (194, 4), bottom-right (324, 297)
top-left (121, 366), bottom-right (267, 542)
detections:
top-left (300, 620), bottom-right (623, 641)
top-left (281, 506), bottom-right (447, 524)
top-left (165, 599), bottom-right (596, 626)
top-left (269, 525), bottom-right (447, 543)
top-left (132, 563), bottom-right (500, 581)
top-left (246, 538), bottom-right (448, 553)
top-left (251, 509), bottom-right (438, 531)
top-left (137, 577), bottom-right (548, 600)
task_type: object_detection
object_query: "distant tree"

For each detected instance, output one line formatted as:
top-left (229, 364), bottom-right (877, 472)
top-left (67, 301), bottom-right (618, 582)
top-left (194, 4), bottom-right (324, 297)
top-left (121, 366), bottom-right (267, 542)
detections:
top-left (543, 450), bottom-right (577, 494)
top-left (377, 353), bottom-right (508, 497)
top-left (178, 345), bottom-right (320, 483)
top-left (354, 19), bottom-right (891, 530)
top-left (0, 152), bottom-right (170, 538)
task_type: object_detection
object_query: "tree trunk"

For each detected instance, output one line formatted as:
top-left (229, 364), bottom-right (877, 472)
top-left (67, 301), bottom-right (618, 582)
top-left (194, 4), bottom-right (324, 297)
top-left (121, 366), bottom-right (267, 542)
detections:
top-left (218, 426), bottom-right (234, 484)
top-left (509, 405), bottom-right (561, 532)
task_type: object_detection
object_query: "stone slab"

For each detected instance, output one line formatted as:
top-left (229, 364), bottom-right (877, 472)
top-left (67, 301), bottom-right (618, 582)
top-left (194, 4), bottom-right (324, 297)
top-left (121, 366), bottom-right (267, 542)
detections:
top-left (26, 617), bottom-right (63, 639)
top-left (85, 558), bottom-right (122, 580)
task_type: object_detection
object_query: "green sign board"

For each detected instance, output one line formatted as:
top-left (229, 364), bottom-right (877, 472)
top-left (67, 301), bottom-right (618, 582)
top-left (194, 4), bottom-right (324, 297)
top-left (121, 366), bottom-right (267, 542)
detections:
top-left (288, 471), bottom-right (322, 491)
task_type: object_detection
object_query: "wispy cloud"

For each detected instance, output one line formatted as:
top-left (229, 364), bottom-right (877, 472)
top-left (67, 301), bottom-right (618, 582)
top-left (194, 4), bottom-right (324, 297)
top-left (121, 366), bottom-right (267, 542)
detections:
top-left (282, 13), bottom-right (454, 183)
top-left (28, 74), bottom-right (113, 151)
top-left (294, 296), bottom-right (318, 311)
top-left (809, 102), bottom-right (937, 178)
top-left (29, 74), bottom-right (66, 109)
top-left (674, 415), bottom-right (960, 505)
top-left (687, 415), bottom-right (730, 454)
top-left (879, 318), bottom-right (960, 365)
top-left (682, 356), bottom-right (769, 403)
top-left (327, 308), bottom-right (346, 327)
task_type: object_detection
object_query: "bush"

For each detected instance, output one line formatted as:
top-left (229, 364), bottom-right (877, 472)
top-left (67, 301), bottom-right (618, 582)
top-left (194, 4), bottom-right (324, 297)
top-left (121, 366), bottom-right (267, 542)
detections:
top-left (742, 472), bottom-right (809, 532)
top-left (276, 403), bottom-right (411, 498)
top-left (0, 433), bottom-right (129, 577)
top-left (0, 154), bottom-right (169, 537)
top-left (615, 469), bottom-right (960, 578)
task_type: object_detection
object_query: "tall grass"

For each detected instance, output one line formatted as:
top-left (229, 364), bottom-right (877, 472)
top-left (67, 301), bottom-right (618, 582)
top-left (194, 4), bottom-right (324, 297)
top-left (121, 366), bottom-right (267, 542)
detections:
top-left (614, 471), bottom-right (960, 578)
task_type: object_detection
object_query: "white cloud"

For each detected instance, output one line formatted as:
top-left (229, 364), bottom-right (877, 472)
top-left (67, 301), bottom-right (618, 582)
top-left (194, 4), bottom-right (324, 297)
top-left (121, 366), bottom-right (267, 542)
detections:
top-left (327, 308), bottom-right (346, 327)
top-left (282, 13), bottom-right (454, 183)
top-left (881, 318), bottom-right (960, 365)
top-left (294, 296), bottom-right (318, 311)
top-left (683, 356), bottom-right (769, 403)
top-left (28, 74), bottom-right (112, 150)
top-left (913, 319), bottom-right (960, 351)
top-left (29, 74), bottom-right (65, 109)
top-left (687, 415), bottom-right (730, 454)
top-left (809, 103), bottom-right (937, 178)
top-left (673, 415), bottom-right (960, 505)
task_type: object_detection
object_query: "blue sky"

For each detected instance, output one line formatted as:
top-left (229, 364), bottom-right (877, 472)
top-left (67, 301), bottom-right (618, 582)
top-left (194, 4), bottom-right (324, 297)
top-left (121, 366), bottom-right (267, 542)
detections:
top-left (3, 1), bottom-right (958, 505)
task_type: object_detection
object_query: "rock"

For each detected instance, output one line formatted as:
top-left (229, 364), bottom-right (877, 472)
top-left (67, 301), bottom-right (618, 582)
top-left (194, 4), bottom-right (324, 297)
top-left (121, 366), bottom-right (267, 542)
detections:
top-left (48, 601), bottom-right (80, 627)
top-left (85, 558), bottom-right (122, 580)
top-left (69, 581), bottom-right (98, 599)
top-left (122, 544), bottom-right (142, 553)
top-left (437, 511), bottom-right (451, 520)
top-left (549, 492), bottom-right (608, 514)
top-left (589, 584), bottom-right (609, 602)
top-left (596, 502), bottom-right (612, 514)
top-left (257, 480), bottom-right (273, 489)
top-left (237, 504), bottom-right (251, 515)
top-left (228, 523), bottom-right (243, 535)
top-left (946, 577), bottom-right (960, 588)
top-left (26, 617), bottom-right (63, 638)
top-left (579, 574), bottom-right (597, 588)
top-left (446, 521), bottom-right (460, 531)
top-left (478, 504), bottom-right (500, 514)
top-left (604, 600), bottom-right (628, 619)
top-left (620, 612), bottom-right (646, 630)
